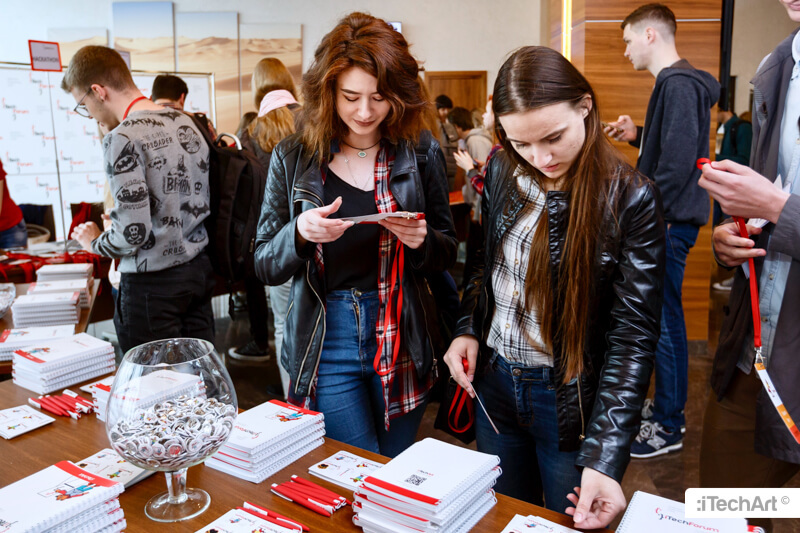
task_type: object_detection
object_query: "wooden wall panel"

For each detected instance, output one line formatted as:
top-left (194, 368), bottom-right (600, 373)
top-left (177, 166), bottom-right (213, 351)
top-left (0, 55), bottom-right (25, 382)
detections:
top-left (585, 0), bottom-right (721, 21)
top-left (571, 10), bottom-right (722, 341)
top-left (424, 71), bottom-right (487, 113)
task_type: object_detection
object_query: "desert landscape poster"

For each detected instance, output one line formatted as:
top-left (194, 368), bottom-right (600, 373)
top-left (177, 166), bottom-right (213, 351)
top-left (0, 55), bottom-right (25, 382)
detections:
top-left (112, 1), bottom-right (175, 72)
top-left (176, 12), bottom-right (240, 137)
top-left (47, 28), bottom-right (109, 66)
top-left (239, 23), bottom-right (302, 116)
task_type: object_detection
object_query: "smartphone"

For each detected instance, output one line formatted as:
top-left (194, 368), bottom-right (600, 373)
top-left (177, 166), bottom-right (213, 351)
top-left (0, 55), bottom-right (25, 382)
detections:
top-left (601, 121), bottom-right (623, 133)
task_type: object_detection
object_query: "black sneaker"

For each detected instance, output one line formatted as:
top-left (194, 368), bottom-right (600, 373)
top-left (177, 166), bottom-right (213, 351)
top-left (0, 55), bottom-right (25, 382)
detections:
top-left (641, 398), bottom-right (686, 434)
top-left (228, 340), bottom-right (271, 361)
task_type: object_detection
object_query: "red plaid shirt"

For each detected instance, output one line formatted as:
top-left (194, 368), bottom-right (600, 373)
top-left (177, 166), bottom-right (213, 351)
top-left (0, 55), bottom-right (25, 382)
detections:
top-left (298, 141), bottom-right (432, 428)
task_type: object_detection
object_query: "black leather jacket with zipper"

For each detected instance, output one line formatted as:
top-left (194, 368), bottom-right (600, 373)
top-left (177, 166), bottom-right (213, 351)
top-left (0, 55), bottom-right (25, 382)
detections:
top-left (254, 131), bottom-right (458, 399)
top-left (454, 150), bottom-right (665, 482)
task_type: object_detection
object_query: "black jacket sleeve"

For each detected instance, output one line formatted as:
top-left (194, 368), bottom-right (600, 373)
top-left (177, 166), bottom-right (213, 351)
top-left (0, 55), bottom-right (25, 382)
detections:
top-left (575, 178), bottom-right (665, 481)
top-left (254, 138), bottom-right (309, 286)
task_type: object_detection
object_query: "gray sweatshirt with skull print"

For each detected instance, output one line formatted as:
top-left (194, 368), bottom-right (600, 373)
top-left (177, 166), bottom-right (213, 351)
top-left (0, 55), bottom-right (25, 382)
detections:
top-left (92, 109), bottom-right (210, 273)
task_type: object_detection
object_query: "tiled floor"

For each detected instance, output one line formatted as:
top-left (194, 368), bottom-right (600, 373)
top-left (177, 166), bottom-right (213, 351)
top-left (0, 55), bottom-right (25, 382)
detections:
top-left (155, 276), bottom-right (800, 532)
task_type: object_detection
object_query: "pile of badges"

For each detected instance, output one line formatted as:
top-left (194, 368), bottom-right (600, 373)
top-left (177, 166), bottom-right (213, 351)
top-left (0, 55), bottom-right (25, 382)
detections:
top-left (108, 396), bottom-right (236, 470)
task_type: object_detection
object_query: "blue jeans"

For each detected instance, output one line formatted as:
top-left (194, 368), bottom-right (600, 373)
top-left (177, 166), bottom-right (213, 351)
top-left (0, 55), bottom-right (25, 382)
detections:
top-left (652, 222), bottom-right (699, 432)
top-left (313, 289), bottom-right (426, 458)
top-left (0, 219), bottom-right (27, 250)
top-left (475, 353), bottom-right (581, 513)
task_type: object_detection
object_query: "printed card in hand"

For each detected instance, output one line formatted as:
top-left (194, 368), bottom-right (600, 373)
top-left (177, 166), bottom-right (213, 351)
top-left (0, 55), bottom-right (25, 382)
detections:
top-left (0, 405), bottom-right (55, 439)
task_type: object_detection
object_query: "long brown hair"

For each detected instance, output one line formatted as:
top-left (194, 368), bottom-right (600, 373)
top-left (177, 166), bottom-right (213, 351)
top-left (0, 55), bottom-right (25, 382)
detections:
top-left (247, 58), bottom-right (298, 153)
top-left (493, 46), bottom-right (626, 381)
top-left (301, 12), bottom-right (434, 159)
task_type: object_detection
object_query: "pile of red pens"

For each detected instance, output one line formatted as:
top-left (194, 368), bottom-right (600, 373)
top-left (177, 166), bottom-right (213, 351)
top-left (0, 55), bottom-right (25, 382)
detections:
top-left (271, 475), bottom-right (351, 517)
top-left (28, 389), bottom-right (94, 419)
top-left (238, 501), bottom-right (309, 531)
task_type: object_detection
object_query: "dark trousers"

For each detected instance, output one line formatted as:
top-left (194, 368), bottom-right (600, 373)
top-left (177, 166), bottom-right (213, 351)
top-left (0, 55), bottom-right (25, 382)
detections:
top-left (244, 274), bottom-right (270, 347)
top-left (701, 368), bottom-right (800, 531)
top-left (114, 252), bottom-right (216, 355)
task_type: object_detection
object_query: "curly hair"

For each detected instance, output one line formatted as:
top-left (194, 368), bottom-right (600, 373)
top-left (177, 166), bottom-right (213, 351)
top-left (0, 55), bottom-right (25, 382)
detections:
top-left (301, 12), bottom-right (434, 159)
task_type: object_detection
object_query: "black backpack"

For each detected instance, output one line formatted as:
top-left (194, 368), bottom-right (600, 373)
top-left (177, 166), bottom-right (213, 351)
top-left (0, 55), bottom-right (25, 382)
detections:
top-left (189, 114), bottom-right (268, 286)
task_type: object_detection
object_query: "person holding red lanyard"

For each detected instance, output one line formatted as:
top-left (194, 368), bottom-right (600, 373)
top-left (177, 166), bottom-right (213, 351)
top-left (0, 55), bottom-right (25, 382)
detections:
top-left (254, 12), bottom-right (457, 458)
top-left (697, 3), bottom-right (800, 530)
top-left (0, 159), bottom-right (27, 250)
top-left (61, 45), bottom-right (216, 354)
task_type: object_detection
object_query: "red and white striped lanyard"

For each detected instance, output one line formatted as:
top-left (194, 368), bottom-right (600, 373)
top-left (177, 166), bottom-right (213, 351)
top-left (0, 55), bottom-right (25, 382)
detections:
top-left (699, 158), bottom-right (800, 444)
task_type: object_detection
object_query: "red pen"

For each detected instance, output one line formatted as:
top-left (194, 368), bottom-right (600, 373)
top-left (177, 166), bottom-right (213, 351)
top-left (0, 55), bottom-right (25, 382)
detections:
top-left (243, 501), bottom-right (309, 531)
top-left (29, 397), bottom-right (66, 417)
top-left (286, 482), bottom-right (343, 509)
top-left (42, 396), bottom-right (80, 420)
top-left (696, 157), bottom-right (711, 170)
top-left (63, 390), bottom-right (94, 410)
top-left (56, 395), bottom-right (88, 413)
top-left (287, 479), bottom-right (346, 508)
top-left (290, 475), bottom-right (349, 504)
top-left (271, 483), bottom-right (333, 517)
top-left (45, 395), bottom-right (80, 418)
top-left (238, 507), bottom-right (303, 532)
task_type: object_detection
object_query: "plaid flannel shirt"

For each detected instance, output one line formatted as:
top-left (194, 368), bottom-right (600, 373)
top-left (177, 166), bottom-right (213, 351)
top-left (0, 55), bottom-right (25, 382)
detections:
top-left (486, 168), bottom-right (554, 367)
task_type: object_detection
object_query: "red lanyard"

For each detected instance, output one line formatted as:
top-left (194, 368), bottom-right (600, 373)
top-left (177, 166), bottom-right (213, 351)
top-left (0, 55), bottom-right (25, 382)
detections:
top-left (699, 158), bottom-right (800, 444)
top-left (123, 96), bottom-right (147, 120)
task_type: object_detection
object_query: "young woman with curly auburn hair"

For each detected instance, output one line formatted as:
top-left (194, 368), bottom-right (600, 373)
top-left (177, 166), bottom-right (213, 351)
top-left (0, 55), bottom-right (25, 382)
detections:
top-left (253, 12), bottom-right (456, 457)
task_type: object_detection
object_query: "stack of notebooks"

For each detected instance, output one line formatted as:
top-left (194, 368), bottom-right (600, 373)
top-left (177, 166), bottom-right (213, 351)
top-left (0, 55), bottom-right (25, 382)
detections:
top-left (11, 293), bottom-right (80, 328)
top-left (81, 376), bottom-right (115, 421)
top-left (0, 325), bottom-right (75, 362)
top-left (100, 369), bottom-right (205, 423)
top-left (36, 263), bottom-right (94, 283)
top-left (352, 438), bottom-right (501, 533)
top-left (206, 399), bottom-right (326, 483)
top-left (0, 460), bottom-right (125, 533)
top-left (12, 333), bottom-right (116, 395)
top-left (27, 280), bottom-right (91, 308)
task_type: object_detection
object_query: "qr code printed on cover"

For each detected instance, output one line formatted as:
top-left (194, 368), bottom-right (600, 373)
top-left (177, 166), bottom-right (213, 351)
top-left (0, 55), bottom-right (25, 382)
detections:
top-left (405, 474), bottom-right (426, 486)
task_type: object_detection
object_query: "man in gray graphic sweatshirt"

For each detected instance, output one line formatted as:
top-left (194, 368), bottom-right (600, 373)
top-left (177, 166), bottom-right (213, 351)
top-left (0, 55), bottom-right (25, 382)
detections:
top-left (605, 4), bottom-right (720, 460)
top-left (63, 46), bottom-right (215, 353)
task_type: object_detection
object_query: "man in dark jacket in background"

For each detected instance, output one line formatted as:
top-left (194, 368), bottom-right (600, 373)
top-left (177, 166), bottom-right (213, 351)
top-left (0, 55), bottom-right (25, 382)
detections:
top-left (605, 3), bottom-right (720, 458)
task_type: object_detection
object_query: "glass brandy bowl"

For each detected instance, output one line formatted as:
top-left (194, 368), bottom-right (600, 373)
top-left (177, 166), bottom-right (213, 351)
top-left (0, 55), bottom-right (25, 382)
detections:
top-left (104, 338), bottom-right (237, 522)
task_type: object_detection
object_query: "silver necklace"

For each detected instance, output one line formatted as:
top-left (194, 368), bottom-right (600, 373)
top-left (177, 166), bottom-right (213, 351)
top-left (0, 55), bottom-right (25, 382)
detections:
top-left (342, 152), bottom-right (373, 190)
top-left (341, 139), bottom-right (380, 158)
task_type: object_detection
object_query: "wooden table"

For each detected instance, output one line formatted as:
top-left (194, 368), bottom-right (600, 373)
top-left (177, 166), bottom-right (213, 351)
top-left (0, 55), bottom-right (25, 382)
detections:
top-left (0, 279), bottom-right (101, 375)
top-left (0, 379), bottom-right (610, 532)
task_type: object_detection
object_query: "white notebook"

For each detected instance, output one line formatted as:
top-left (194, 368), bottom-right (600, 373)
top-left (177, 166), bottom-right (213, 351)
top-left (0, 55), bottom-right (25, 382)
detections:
top-left (0, 461), bottom-right (123, 533)
top-left (36, 264), bottom-right (93, 279)
top-left (0, 326), bottom-right (76, 353)
top-left (0, 405), bottom-right (55, 439)
top-left (361, 438), bottom-right (500, 512)
top-left (222, 399), bottom-right (324, 457)
top-left (13, 334), bottom-right (114, 373)
top-left (617, 492), bottom-right (747, 533)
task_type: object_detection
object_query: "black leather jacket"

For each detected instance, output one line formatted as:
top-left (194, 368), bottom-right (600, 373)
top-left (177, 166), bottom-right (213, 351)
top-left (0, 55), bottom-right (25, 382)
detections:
top-left (254, 131), bottom-right (457, 398)
top-left (454, 151), bottom-right (665, 482)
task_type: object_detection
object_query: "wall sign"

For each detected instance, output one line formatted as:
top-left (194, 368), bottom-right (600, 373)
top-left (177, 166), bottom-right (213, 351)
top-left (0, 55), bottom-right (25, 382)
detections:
top-left (28, 40), bottom-right (62, 72)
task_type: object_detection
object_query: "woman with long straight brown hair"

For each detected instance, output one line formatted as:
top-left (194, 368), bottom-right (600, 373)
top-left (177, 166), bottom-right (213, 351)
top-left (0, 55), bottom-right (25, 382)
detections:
top-left (254, 12), bottom-right (457, 457)
top-left (444, 46), bottom-right (665, 528)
